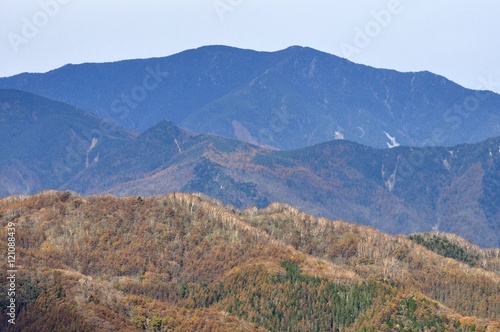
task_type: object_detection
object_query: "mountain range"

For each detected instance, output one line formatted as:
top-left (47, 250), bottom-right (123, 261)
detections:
top-left (1, 89), bottom-right (498, 247)
top-left (1, 45), bottom-right (499, 150)
top-left (1, 45), bottom-right (499, 330)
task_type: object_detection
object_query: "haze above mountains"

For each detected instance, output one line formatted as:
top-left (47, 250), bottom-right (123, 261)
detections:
top-left (0, 46), bottom-right (499, 247)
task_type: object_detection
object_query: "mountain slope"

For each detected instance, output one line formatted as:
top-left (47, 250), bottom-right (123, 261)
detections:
top-left (0, 46), bottom-right (274, 134)
top-left (76, 121), bottom-right (498, 247)
top-left (63, 120), bottom-right (271, 209)
top-left (0, 192), bottom-right (498, 331)
top-left (0, 89), bottom-right (136, 197)
top-left (1, 46), bottom-right (499, 149)
top-left (249, 137), bottom-right (500, 247)
top-left (0, 93), bottom-right (498, 246)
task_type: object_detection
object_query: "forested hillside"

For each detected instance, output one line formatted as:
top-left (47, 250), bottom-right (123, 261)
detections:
top-left (1, 191), bottom-right (498, 331)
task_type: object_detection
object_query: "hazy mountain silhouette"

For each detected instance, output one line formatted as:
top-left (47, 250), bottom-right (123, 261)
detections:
top-left (2, 90), bottom-right (497, 246)
top-left (1, 45), bottom-right (499, 149)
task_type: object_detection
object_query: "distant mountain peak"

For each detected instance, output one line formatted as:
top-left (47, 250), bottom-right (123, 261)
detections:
top-left (0, 45), bottom-right (499, 150)
top-left (138, 119), bottom-right (195, 141)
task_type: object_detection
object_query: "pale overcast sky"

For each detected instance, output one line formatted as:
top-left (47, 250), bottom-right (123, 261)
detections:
top-left (1, 0), bottom-right (499, 92)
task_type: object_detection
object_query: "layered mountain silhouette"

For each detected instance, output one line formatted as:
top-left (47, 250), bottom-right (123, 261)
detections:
top-left (1, 89), bottom-right (498, 247)
top-left (1, 45), bottom-right (499, 331)
top-left (1, 46), bottom-right (499, 149)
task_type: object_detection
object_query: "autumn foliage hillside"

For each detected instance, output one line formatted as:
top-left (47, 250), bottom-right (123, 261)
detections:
top-left (0, 191), bottom-right (499, 331)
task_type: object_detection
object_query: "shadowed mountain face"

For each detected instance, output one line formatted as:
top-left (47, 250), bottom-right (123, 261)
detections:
top-left (0, 89), bottom-right (135, 197)
top-left (1, 45), bottom-right (499, 149)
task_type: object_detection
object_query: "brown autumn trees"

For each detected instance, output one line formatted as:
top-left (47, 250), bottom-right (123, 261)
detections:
top-left (0, 191), bottom-right (498, 331)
